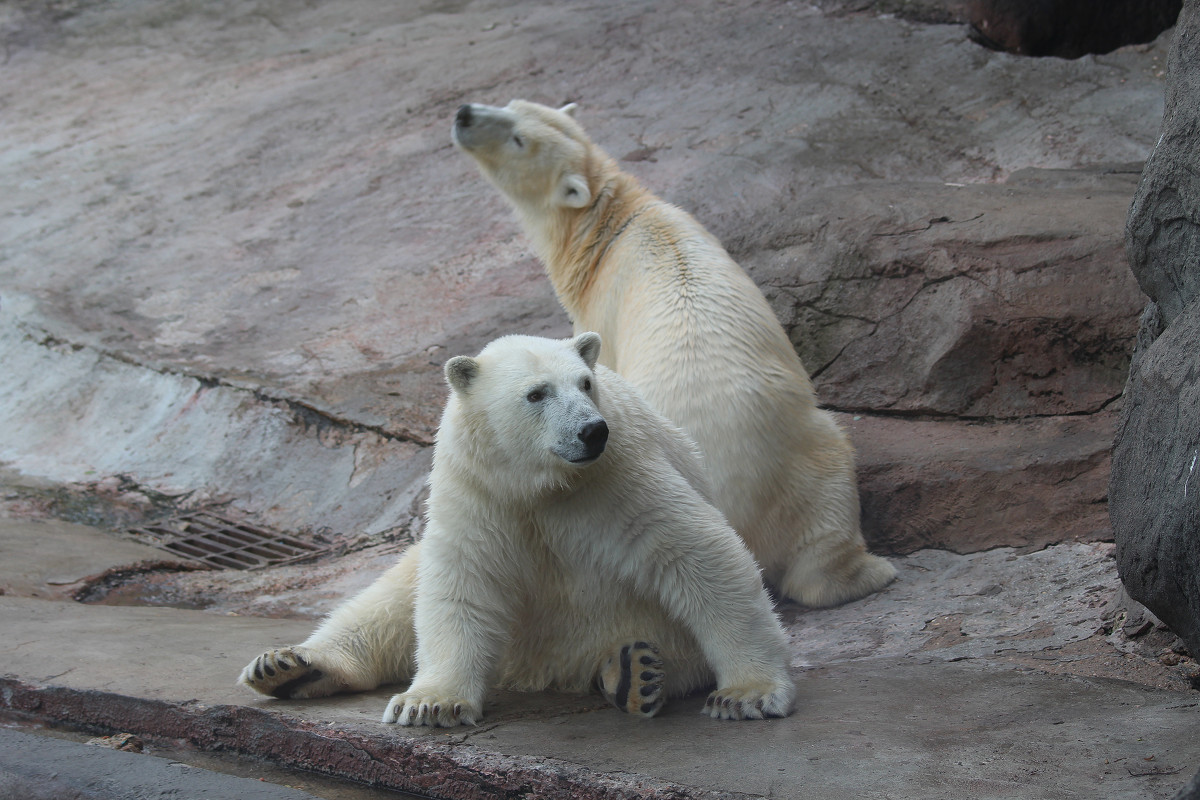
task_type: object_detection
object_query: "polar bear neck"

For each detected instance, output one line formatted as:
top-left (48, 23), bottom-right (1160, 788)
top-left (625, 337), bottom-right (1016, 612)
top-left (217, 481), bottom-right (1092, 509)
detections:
top-left (519, 161), bottom-right (653, 320)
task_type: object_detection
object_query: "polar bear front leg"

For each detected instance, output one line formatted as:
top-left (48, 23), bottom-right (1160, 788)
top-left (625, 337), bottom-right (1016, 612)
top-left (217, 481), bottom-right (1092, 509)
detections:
top-left (382, 530), bottom-right (514, 728)
top-left (626, 504), bottom-right (796, 720)
top-left (380, 613), bottom-right (495, 728)
top-left (382, 590), bottom-right (505, 727)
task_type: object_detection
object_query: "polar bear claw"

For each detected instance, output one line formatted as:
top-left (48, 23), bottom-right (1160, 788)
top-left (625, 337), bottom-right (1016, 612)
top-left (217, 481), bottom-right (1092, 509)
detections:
top-left (384, 691), bottom-right (478, 727)
top-left (703, 682), bottom-right (794, 721)
top-left (239, 646), bottom-right (328, 699)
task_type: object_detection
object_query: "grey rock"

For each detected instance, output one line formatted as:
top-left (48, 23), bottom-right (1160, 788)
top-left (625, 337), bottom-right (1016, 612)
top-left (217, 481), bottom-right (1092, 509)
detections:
top-left (1127, 0), bottom-right (1200, 326)
top-left (1175, 766), bottom-right (1200, 800)
top-left (1111, 0), bottom-right (1200, 658)
top-left (1111, 301), bottom-right (1200, 656)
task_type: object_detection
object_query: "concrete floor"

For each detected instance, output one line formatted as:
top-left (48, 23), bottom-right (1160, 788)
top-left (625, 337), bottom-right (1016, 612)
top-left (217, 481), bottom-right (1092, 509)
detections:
top-left (1, 514), bottom-right (1196, 799)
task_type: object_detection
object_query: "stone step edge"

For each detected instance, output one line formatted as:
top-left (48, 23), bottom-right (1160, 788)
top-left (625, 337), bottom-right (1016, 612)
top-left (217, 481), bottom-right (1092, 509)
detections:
top-left (0, 677), bottom-right (740, 800)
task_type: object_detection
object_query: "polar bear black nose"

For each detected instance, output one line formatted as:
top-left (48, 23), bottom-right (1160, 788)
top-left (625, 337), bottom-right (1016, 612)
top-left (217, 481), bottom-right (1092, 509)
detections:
top-left (456, 104), bottom-right (473, 127)
top-left (578, 419), bottom-right (609, 457)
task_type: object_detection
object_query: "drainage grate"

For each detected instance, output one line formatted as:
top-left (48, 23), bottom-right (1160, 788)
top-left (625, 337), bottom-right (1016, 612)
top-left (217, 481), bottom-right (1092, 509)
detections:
top-left (125, 510), bottom-right (329, 570)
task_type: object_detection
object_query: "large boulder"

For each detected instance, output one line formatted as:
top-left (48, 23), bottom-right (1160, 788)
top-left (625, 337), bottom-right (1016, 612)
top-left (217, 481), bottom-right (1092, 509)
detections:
top-left (1111, 0), bottom-right (1200, 657)
top-left (1175, 766), bottom-right (1200, 800)
top-left (747, 171), bottom-right (1144, 420)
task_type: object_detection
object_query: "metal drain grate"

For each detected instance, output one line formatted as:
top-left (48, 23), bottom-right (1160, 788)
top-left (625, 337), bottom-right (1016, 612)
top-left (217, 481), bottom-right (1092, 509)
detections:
top-left (126, 510), bottom-right (328, 570)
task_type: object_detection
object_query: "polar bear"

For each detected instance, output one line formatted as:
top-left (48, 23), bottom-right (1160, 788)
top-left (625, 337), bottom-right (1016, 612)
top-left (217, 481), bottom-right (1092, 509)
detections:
top-left (452, 100), bottom-right (896, 608)
top-left (241, 333), bottom-right (795, 725)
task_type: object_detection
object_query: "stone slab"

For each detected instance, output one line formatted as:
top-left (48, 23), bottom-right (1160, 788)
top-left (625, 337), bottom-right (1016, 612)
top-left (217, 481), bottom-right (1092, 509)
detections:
top-left (1, 593), bottom-right (1197, 799)
top-left (1, 514), bottom-right (1197, 799)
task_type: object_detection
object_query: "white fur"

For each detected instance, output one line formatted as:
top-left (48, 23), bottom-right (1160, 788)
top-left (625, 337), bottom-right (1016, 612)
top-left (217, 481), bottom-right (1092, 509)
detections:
top-left (453, 100), bottom-right (896, 607)
top-left (241, 334), bottom-right (794, 726)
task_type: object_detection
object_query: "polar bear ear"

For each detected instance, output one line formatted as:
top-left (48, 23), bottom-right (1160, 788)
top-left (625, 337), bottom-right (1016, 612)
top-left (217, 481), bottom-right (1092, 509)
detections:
top-left (573, 332), bottom-right (602, 370)
top-left (558, 174), bottom-right (591, 209)
top-left (445, 356), bottom-right (479, 393)
top-left (558, 102), bottom-right (578, 118)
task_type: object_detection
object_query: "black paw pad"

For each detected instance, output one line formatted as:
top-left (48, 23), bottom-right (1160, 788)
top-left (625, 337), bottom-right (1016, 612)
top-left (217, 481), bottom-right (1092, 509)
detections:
top-left (598, 641), bottom-right (665, 718)
top-left (269, 668), bottom-right (325, 699)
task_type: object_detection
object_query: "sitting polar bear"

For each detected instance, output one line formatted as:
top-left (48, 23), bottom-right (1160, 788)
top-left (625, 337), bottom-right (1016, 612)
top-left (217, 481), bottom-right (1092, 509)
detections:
top-left (453, 100), bottom-right (896, 608)
top-left (241, 333), bottom-right (795, 725)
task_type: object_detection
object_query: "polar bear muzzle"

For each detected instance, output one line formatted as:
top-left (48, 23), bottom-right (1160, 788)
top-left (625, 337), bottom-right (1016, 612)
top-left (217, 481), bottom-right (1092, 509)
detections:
top-left (452, 103), bottom-right (515, 152)
top-left (573, 418), bottom-right (608, 463)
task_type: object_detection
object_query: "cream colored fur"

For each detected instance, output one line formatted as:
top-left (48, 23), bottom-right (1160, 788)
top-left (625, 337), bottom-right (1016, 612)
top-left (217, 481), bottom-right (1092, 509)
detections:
top-left (453, 100), bottom-right (896, 607)
top-left (242, 334), bottom-right (794, 726)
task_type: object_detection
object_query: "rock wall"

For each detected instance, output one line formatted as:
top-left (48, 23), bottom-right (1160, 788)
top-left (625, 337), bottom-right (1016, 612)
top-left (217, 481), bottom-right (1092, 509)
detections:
top-left (1110, 0), bottom-right (1200, 657)
top-left (0, 1), bottom-right (1171, 557)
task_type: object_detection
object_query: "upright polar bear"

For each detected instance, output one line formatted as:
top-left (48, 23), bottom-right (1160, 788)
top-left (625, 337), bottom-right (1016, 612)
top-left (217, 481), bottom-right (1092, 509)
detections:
top-left (453, 100), bottom-right (895, 607)
top-left (242, 333), bottom-right (795, 725)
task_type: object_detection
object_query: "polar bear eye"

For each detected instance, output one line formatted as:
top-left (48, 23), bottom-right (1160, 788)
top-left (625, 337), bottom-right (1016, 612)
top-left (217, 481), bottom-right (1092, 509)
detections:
top-left (526, 389), bottom-right (544, 403)
top-left (581, 378), bottom-right (592, 393)
top-left (512, 134), bottom-right (524, 148)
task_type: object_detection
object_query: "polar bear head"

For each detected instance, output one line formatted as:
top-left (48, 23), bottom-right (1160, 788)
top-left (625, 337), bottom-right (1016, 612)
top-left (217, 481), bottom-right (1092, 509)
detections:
top-left (441, 333), bottom-right (609, 490)
top-left (452, 100), bottom-right (594, 213)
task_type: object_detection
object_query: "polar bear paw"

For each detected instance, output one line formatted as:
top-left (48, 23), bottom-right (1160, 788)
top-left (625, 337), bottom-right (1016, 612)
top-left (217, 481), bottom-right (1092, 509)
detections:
top-left (702, 680), bottom-right (794, 720)
top-left (383, 690), bottom-right (479, 727)
top-left (598, 641), bottom-right (666, 718)
top-left (239, 646), bottom-right (333, 699)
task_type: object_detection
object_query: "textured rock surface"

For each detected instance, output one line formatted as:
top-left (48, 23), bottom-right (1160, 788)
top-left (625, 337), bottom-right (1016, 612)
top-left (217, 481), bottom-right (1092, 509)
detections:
top-left (0, 0), bottom-right (1165, 555)
top-left (1111, 0), bottom-right (1200, 659)
top-left (753, 170), bottom-right (1143, 419)
top-left (852, 413), bottom-right (1114, 554)
top-left (1111, 307), bottom-right (1200, 656)
top-left (1126, 9), bottom-right (1200, 326)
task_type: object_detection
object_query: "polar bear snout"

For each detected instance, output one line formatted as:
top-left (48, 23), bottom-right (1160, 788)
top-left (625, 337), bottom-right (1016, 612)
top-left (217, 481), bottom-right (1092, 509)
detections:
top-left (555, 414), bottom-right (607, 465)
top-left (452, 103), bottom-right (512, 151)
top-left (577, 418), bottom-right (609, 460)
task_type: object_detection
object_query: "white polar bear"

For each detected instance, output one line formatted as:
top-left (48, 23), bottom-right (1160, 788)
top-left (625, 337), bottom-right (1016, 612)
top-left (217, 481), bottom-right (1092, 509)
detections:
top-left (452, 100), bottom-right (896, 608)
top-left (241, 333), bottom-right (795, 725)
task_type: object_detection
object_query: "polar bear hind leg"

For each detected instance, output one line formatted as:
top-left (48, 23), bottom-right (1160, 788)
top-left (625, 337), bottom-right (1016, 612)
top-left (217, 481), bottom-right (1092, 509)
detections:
top-left (240, 542), bottom-right (422, 699)
top-left (596, 641), bottom-right (666, 718)
top-left (765, 445), bottom-right (897, 608)
top-left (240, 645), bottom-right (340, 699)
top-left (779, 534), bottom-right (897, 609)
